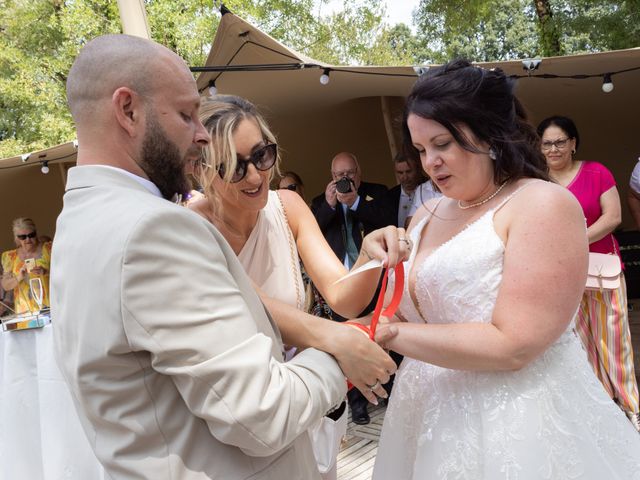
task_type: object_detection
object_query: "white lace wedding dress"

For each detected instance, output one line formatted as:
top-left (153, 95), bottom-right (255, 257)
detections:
top-left (373, 201), bottom-right (640, 480)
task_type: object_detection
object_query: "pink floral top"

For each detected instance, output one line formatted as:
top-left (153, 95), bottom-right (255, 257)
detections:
top-left (566, 161), bottom-right (619, 256)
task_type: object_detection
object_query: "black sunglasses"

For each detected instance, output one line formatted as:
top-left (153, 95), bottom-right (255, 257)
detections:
top-left (17, 232), bottom-right (37, 240)
top-left (218, 143), bottom-right (278, 183)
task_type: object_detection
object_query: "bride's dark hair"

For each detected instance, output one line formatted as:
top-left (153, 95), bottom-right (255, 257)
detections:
top-left (402, 59), bottom-right (549, 184)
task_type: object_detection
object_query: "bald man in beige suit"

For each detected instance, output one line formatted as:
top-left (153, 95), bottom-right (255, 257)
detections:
top-left (50, 35), bottom-right (378, 480)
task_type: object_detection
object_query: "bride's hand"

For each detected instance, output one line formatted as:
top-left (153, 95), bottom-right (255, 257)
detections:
top-left (375, 323), bottom-right (399, 351)
top-left (361, 226), bottom-right (411, 268)
top-left (379, 314), bottom-right (404, 325)
top-left (331, 322), bottom-right (396, 404)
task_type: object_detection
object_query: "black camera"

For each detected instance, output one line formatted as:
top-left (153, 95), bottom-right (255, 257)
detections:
top-left (335, 177), bottom-right (353, 194)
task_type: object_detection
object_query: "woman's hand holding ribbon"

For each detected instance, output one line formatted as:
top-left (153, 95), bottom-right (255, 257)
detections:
top-left (360, 226), bottom-right (411, 268)
top-left (333, 320), bottom-right (396, 404)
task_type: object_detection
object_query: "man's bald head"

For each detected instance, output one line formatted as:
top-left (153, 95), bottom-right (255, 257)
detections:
top-left (66, 34), bottom-right (185, 123)
top-left (331, 152), bottom-right (359, 172)
top-left (331, 151), bottom-right (361, 189)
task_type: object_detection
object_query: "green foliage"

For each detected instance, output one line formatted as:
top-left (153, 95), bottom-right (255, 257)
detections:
top-left (145, 0), bottom-right (219, 66)
top-left (0, 0), bottom-right (120, 158)
top-left (413, 0), bottom-right (640, 63)
top-left (0, 0), bottom-right (404, 158)
top-left (0, 0), bottom-right (636, 158)
top-left (552, 0), bottom-right (640, 52)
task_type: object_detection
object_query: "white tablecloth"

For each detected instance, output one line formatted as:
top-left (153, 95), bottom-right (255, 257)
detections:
top-left (0, 323), bottom-right (106, 480)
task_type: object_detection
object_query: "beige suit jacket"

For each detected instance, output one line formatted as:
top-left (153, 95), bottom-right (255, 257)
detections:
top-left (51, 166), bottom-right (347, 480)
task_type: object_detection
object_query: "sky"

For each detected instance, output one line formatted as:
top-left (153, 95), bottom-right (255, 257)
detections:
top-left (317, 0), bottom-right (421, 28)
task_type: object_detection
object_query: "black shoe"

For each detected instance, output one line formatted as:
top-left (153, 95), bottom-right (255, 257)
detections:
top-left (351, 404), bottom-right (370, 425)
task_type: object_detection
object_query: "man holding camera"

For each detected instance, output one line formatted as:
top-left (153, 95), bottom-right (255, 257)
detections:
top-left (310, 152), bottom-right (388, 425)
top-left (311, 152), bottom-right (388, 270)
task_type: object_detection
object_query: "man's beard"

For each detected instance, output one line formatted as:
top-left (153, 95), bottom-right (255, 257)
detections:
top-left (140, 116), bottom-right (191, 200)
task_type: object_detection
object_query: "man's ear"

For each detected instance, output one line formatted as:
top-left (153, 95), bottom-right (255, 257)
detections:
top-left (112, 87), bottom-right (144, 138)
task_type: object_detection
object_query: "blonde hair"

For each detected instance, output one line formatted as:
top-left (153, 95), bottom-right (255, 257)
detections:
top-left (197, 95), bottom-right (280, 214)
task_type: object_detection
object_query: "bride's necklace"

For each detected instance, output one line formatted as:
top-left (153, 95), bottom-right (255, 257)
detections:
top-left (458, 181), bottom-right (508, 210)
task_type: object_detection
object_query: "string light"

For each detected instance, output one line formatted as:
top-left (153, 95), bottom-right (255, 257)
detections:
top-left (208, 79), bottom-right (217, 96)
top-left (40, 161), bottom-right (49, 174)
top-left (319, 68), bottom-right (330, 85)
top-left (193, 62), bottom-right (639, 95)
top-left (602, 73), bottom-right (614, 93)
top-left (521, 58), bottom-right (542, 74)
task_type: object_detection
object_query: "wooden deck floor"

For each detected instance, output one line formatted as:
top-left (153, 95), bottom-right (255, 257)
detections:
top-left (337, 403), bottom-right (386, 480)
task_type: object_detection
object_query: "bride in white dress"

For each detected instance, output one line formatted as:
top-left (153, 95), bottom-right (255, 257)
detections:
top-left (372, 60), bottom-right (640, 479)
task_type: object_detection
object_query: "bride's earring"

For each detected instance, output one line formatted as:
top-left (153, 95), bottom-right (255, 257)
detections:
top-left (489, 148), bottom-right (497, 161)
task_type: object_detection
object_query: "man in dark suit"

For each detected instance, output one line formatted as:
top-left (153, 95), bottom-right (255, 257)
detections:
top-left (311, 152), bottom-right (388, 268)
top-left (310, 151), bottom-right (388, 425)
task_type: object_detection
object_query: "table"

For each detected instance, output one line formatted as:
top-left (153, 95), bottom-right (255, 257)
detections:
top-left (0, 323), bottom-right (106, 480)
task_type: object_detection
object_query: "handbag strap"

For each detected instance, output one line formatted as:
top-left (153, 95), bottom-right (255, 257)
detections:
top-left (611, 233), bottom-right (619, 257)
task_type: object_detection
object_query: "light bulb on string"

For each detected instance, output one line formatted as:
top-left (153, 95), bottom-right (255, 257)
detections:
top-left (41, 161), bottom-right (49, 175)
top-left (319, 69), bottom-right (330, 85)
top-left (602, 73), bottom-right (614, 93)
top-left (208, 79), bottom-right (217, 96)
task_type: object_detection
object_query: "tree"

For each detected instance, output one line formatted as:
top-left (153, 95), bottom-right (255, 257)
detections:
top-left (413, 0), bottom-right (640, 62)
top-left (533, 0), bottom-right (563, 56)
top-left (0, 0), bottom-right (403, 158)
top-left (0, 0), bottom-right (121, 158)
top-left (2, 0), bottom-right (635, 158)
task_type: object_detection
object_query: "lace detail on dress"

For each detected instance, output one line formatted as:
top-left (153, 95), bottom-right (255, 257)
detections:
top-left (374, 198), bottom-right (640, 480)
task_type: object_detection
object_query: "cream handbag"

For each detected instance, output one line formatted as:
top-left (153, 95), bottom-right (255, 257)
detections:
top-left (586, 252), bottom-right (621, 291)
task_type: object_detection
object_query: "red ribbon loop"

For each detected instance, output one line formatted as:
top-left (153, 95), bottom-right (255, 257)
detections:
top-left (368, 262), bottom-right (404, 339)
top-left (344, 262), bottom-right (404, 390)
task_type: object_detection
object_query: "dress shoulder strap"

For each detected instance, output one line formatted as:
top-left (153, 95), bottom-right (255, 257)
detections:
top-left (493, 180), bottom-right (544, 213)
top-left (407, 196), bottom-right (445, 264)
top-left (427, 196), bottom-right (445, 220)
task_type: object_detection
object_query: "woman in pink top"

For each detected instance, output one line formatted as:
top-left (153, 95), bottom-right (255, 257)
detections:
top-left (538, 115), bottom-right (640, 431)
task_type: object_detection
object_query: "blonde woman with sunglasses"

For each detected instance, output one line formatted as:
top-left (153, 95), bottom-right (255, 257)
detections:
top-left (1, 217), bottom-right (51, 314)
top-left (189, 95), bottom-right (407, 480)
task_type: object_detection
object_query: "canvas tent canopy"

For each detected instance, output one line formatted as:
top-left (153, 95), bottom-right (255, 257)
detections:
top-left (1, 8), bottom-right (639, 250)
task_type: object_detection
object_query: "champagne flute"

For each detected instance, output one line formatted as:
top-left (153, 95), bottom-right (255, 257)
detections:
top-left (29, 277), bottom-right (44, 313)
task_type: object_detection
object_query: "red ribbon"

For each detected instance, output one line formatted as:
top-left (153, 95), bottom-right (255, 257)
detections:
top-left (368, 262), bottom-right (404, 339)
top-left (345, 262), bottom-right (404, 390)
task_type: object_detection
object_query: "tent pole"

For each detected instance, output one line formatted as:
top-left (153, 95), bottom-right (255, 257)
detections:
top-left (380, 96), bottom-right (397, 160)
top-left (116, 0), bottom-right (151, 39)
top-left (57, 163), bottom-right (67, 188)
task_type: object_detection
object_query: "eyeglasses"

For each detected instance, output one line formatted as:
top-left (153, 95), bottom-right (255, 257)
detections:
top-left (16, 232), bottom-right (37, 240)
top-left (218, 143), bottom-right (277, 183)
top-left (541, 138), bottom-right (570, 151)
top-left (284, 184), bottom-right (298, 192)
top-left (332, 169), bottom-right (357, 179)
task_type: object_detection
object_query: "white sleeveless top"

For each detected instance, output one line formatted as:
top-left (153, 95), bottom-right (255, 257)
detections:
top-left (238, 190), bottom-right (305, 311)
top-left (373, 182), bottom-right (640, 480)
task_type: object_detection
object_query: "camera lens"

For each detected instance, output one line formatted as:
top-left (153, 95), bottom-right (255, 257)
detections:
top-left (335, 177), bottom-right (352, 194)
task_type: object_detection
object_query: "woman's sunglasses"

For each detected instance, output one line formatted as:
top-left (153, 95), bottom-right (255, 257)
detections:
top-left (17, 232), bottom-right (37, 240)
top-left (218, 143), bottom-right (277, 183)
